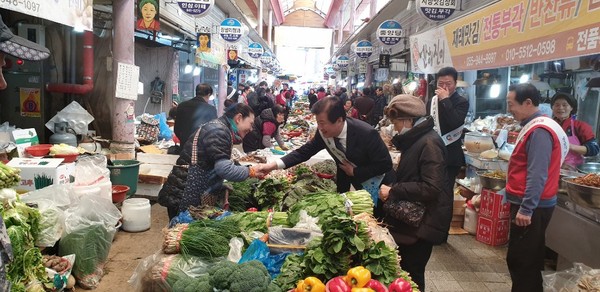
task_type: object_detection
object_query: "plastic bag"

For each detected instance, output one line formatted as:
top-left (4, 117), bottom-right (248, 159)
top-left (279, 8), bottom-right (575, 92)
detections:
top-left (168, 210), bottom-right (195, 227)
top-left (293, 210), bottom-right (321, 232)
top-left (63, 195), bottom-right (121, 235)
top-left (45, 101), bottom-right (94, 135)
top-left (128, 251), bottom-right (215, 292)
top-left (227, 237), bottom-right (244, 263)
top-left (45, 254), bottom-right (76, 292)
top-left (269, 227), bottom-right (320, 246)
top-left (239, 239), bottom-right (290, 279)
top-left (155, 112), bottom-right (172, 141)
top-left (74, 155), bottom-right (110, 186)
top-left (33, 199), bottom-right (65, 247)
top-left (543, 262), bottom-right (600, 291)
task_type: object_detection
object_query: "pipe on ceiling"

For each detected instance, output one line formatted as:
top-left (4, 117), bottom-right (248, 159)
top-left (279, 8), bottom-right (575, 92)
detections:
top-left (46, 31), bottom-right (94, 95)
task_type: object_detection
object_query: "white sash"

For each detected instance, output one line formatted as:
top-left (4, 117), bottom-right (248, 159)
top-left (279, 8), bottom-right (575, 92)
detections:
top-left (321, 131), bottom-right (355, 167)
top-left (227, 88), bottom-right (235, 99)
top-left (430, 95), bottom-right (464, 146)
top-left (514, 116), bottom-right (569, 165)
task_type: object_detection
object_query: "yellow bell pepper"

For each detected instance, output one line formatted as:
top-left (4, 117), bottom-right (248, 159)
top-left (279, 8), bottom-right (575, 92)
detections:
top-left (351, 288), bottom-right (375, 292)
top-left (296, 277), bottom-right (326, 292)
top-left (345, 266), bottom-right (372, 288)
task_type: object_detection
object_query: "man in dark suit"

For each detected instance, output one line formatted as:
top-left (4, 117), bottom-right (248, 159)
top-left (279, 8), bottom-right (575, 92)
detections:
top-left (258, 96), bottom-right (393, 192)
top-left (426, 67), bottom-right (469, 190)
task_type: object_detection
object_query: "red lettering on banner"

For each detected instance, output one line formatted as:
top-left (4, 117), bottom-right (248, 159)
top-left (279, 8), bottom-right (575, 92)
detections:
top-left (589, 0), bottom-right (600, 11)
top-left (558, 0), bottom-right (577, 20)
top-left (530, 0), bottom-right (543, 28)
top-left (511, 2), bottom-right (525, 31)
top-left (543, 0), bottom-right (557, 24)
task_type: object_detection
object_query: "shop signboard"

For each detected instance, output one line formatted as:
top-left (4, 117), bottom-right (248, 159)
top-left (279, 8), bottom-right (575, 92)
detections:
top-left (410, 0), bottom-right (600, 73)
top-left (377, 20), bottom-right (403, 46)
top-left (0, 0), bottom-right (93, 31)
top-left (219, 18), bottom-right (243, 42)
top-left (355, 40), bottom-right (374, 58)
top-left (248, 43), bottom-right (264, 58)
top-left (358, 62), bottom-right (367, 74)
top-left (336, 55), bottom-right (349, 68)
top-left (416, 0), bottom-right (457, 22)
top-left (177, 0), bottom-right (214, 17)
top-left (260, 51), bottom-right (272, 64)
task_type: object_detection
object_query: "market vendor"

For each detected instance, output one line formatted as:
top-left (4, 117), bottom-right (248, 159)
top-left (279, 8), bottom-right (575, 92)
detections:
top-left (242, 105), bottom-right (289, 153)
top-left (377, 94), bottom-right (452, 292)
top-left (0, 14), bottom-right (51, 291)
top-left (256, 96), bottom-right (394, 193)
top-left (158, 104), bottom-right (266, 219)
top-left (551, 92), bottom-right (599, 169)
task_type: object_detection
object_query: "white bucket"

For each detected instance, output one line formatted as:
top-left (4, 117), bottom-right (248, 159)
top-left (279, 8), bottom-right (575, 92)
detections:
top-left (463, 206), bottom-right (478, 235)
top-left (121, 198), bottom-right (151, 232)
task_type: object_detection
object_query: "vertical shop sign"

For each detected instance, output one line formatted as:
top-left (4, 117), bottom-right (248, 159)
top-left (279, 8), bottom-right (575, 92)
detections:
top-left (377, 20), bottom-right (403, 46)
top-left (355, 40), bottom-right (374, 58)
top-left (336, 55), bottom-right (349, 68)
top-left (116, 63), bottom-right (141, 100)
top-left (416, 0), bottom-right (457, 22)
top-left (177, 0), bottom-right (214, 17)
top-left (227, 43), bottom-right (240, 63)
top-left (219, 18), bottom-right (243, 42)
top-left (358, 62), bottom-right (367, 74)
top-left (0, 0), bottom-right (93, 31)
top-left (20, 88), bottom-right (41, 117)
top-left (409, 26), bottom-right (453, 74)
top-left (379, 54), bottom-right (390, 68)
top-left (136, 0), bottom-right (160, 31)
top-left (248, 43), bottom-right (264, 58)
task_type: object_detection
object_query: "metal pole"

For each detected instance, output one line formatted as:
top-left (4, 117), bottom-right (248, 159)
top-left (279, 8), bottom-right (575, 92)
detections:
top-left (111, 0), bottom-right (136, 157)
top-left (268, 10), bottom-right (273, 49)
top-left (258, 0), bottom-right (264, 38)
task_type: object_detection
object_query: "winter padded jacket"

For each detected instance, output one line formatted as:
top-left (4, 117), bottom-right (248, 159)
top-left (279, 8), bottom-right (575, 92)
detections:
top-left (242, 108), bottom-right (282, 153)
top-left (376, 117), bottom-right (453, 245)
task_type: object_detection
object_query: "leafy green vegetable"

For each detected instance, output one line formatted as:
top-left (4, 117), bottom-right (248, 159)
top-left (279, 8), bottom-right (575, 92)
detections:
top-left (362, 241), bottom-right (402, 285)
top-left (311, 160), bottom-right (337, 175)
top-left (281, 172), bottom-right (336, 211)
top-left (228, 178), bottom-right (259, 212)
top-left (272, 253), bottom-right (305, 290)
top-left (287, 190), bottom-right (373, 227)
top-left (255, 178), bottom-right (288, 211)
top-left (179, 219), bottom-right (240, 259)
top-left (223, 211), bottom-right (289, 234)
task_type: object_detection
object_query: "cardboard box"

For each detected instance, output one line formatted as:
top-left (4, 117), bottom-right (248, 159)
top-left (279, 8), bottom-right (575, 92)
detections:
top-left (476, 216), bottom-right (509, 246)
top-left (7, 158), bottom-right (74, 192)
top-left (479, 189), bottom-right (511, 219)
top-left (11, 128), bottom-right (39, 157)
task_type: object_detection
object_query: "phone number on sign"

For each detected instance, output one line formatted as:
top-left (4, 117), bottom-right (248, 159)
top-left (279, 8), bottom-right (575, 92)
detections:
top-left (0, 0), bottom-right (40, 13)
top-left (466, 52), bottom-right (497, 67)
top-left (505, 40), bottom-right (556, 62)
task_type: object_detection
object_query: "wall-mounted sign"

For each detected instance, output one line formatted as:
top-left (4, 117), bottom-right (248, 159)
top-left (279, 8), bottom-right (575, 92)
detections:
top-left (332, 63), bottom-right (341, 71)
top-left (358, 62), bottom-right (367, 74)
top-left (136, 0), bottom-right (160, 31)
top-left (355, 40), bottom-right (373, 58)
top-left (325, 66), bottom-right (335, 75)
top-left (336, 55), bottom-right (349, 68)
top-left (377, 20), bottom-right (403, 46)
top-left (379, 54), bottom-right (390, 68)
top-left (416, 0), bottom-right (456, 22)
top-left (196, 32), bottom-right (211, 53)
top-left (261, 51), bottom-right (272, 64)
top-left (0, 0), bottom-right (93, 31)
top-left (177, 0), bottom-right (214, 17)
top-left (248, 43), bottom-right (264, 58)
top-left (219, 18), bottom-right (243, 42)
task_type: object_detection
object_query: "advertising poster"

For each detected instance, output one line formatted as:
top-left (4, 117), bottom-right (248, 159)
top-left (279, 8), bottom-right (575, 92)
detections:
top-left (20, 88), bottom-right (41, 118)
top-left (136, 0), bottom-right (160, 31)
top-left (197, 32), bottom-right (211, 53)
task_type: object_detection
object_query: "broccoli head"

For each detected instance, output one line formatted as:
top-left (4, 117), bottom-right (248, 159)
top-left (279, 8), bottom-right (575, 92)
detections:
top-left (268, 282), bottom-right (284, 292)
top-left (208, 260), bottom-right (238, 290)
top-left (228, 260), bottom-right (271, 292)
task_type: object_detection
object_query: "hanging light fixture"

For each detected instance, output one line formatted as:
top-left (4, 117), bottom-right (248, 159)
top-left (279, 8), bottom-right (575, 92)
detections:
top-left (193, 66), bottom-right (201, 76)
top-left (184, 53), bottom-right (193, 74)
top-left (489, 81), bottom-right (501, 98)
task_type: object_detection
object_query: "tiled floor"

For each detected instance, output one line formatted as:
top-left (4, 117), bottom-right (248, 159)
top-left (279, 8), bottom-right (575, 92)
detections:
top-left (425, 234), bottom-right (512, 292)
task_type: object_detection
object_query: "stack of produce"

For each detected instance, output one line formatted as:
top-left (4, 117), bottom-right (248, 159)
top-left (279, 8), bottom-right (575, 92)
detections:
top-left (1, 196), bottom-right (51, 291)
top-left (221, 211), bottom-right (288, 233)
top-left (162, 219), bottom-right (240, 259)
top-left (273, 214), bottom-right (418, 291)
top-left (287, 190), bottom-right (374, 226)
top-left (0, 162), bottom-right (21, 188)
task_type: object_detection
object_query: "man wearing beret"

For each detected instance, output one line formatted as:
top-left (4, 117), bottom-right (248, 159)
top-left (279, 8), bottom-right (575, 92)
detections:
top-left (428, 67), bottom-right (469, 190)
top-left (257, 96), bottom-right (393, 193)
top-left (0, 13), bottom-right (51, 291)
top-left (378, 94), bottom-right (452, 292)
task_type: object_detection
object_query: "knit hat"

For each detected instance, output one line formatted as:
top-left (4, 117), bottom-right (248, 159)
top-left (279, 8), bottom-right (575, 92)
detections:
top-left (384, 94), bottom-right (426, 119)
top-left (0, 15), bottom-right (50, 61)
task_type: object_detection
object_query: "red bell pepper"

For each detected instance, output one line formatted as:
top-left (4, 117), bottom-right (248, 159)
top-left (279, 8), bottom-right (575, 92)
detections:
top-left (364, 279), bottom-right (388, 292)
top-left (326, 276), bottom-right (351, 292)
top-left (388, 278), bottom-right (412, 292)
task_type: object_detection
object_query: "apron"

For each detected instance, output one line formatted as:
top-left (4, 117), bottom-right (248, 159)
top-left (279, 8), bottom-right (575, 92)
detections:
top-left (180, 121), bottom-right (230, 211)
top-left (564, 117), bottom-right (584, 167)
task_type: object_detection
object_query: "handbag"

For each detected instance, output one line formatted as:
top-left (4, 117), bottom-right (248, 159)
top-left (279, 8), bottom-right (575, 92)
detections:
top-left (383, 200), bottom-right (426, 227)
top-left (136, 114), bottom-right (160, 144)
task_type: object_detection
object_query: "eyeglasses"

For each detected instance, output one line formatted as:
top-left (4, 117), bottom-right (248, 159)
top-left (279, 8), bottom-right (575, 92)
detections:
top-left (437, 81), bottom-right (455, 87)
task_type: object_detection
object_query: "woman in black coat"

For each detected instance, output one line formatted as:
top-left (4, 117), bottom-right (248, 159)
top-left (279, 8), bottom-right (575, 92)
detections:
top-left (377, 94), bottom-right (453, 292)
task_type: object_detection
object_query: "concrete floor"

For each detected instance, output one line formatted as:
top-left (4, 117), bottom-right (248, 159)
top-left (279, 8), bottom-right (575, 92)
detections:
top-left (93, 203), bottom-right (513, 292)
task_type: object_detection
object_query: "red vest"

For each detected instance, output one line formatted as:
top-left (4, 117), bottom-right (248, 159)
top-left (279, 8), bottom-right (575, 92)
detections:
top-left (506, 124), bottom-right (562, 200)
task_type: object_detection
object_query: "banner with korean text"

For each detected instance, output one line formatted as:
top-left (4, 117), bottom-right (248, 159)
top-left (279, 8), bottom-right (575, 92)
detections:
top-left (0, 0), bottom-right (93, 31)
top-left (410, 0), bottom-right (600, 73)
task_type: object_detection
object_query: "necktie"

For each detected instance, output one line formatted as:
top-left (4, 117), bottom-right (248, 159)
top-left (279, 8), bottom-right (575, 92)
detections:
top-left (334, 137), bottom-right (346, 153)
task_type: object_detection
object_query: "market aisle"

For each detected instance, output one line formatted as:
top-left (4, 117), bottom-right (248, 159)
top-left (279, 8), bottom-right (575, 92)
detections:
top-left (92, 203), bottom-right (512, 292)
top-left (94, 203), bottom-right (168, 292)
